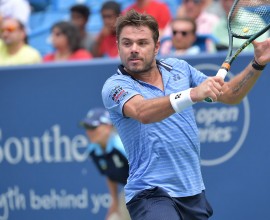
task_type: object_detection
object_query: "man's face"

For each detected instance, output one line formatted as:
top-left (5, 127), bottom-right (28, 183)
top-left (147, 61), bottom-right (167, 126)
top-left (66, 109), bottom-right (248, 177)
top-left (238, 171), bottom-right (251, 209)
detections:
top-left (171, 20), bottom-right (196, 50)
top-left (71, 12), bottom-right (87, 29)
top-left (0, 18), bottom-right (25, 45)
top-left (101, 9), bottom-right (118, 30)
top-left (86, 124), bottom-right (111, 146)
top-left (117, 25), bottom-right (159, 75)
top-left (51, 27), bottom-right (68, 50)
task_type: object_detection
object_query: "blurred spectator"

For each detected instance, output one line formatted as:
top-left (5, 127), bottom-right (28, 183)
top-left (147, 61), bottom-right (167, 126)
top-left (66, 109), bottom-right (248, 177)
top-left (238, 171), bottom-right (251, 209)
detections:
top-left (213, 0), bottom-right (269, 51)
top-left (176, 0), bottom-right (220, 35)
top-left (0, 0), bottom-right (31, 29)
top-left (159, 17), bottom-right (200, 56)
top-left (161, 0), bottom-right (218, 53)
top-left (70, 4), bottom-right (96, 54)
top-left (0, 17), bottom-right (41, 66)
top-left (123, 0), bottom-right (171, 37)
top-left (0, 12), bottom-right (2, 26)
top-left (43, 21), bottom-right (93, 62)
top-left (92, 1), bottom-right (121, 58)
top-left (203, 0), bottom-right (224, 16)
top-left (80, 107), bottom-right (130, 220)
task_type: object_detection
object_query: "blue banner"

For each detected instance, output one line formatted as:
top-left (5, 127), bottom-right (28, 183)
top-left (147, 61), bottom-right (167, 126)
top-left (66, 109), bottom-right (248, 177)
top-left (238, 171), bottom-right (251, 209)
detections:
top-left (0, 54), bottom-right (269, 220)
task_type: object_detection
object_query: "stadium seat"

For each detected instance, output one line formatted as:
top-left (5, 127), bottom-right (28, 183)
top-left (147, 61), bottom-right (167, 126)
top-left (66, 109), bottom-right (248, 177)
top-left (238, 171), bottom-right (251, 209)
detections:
top-left (29, 10), bottom-right (69, 56)
top-left (28, 0), bottom-right (51, 12)
top-left (50, 0), bottom-right (85, 11)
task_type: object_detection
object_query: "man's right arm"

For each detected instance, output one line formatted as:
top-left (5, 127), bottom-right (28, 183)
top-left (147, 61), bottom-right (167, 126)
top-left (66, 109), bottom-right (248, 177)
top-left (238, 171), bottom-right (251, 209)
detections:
top-left (123, 94), bottom-right (175, 124)
top-left (123, 75), bottom-right (224, 124)
top-left (102, 75), bottom-right (224, 124)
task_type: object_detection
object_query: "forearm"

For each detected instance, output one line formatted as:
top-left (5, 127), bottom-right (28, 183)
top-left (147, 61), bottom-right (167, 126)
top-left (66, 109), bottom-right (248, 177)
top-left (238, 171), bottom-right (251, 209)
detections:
top-left (106, 178), bottom-right (119, 205)
top-left (123, 95), bottom-right (175, 124)
top-left (220, 62), bottom-right (262, 104)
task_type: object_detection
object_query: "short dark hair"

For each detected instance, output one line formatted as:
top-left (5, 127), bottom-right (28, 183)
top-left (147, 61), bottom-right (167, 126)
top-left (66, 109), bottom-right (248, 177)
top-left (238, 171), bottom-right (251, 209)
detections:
top-left (70, 4), bottom-right (90, 20)
top-left (101, 1), bottom-right (121, 15)
top-left (17, 19), bottom-right (28, 44)
top-left (51, 21), bottom-right (82, 52)
top-left (171, 17), bottom-right (197, 34)
top-left (116, 10), bottom-right (159, 44)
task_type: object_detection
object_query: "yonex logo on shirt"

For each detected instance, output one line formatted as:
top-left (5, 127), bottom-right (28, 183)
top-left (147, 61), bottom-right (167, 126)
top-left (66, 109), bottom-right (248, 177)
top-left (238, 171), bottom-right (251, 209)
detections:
top-left (175, 93), bottom-right (182, 99)
top-left (173, 74), bottom-right (181, 81)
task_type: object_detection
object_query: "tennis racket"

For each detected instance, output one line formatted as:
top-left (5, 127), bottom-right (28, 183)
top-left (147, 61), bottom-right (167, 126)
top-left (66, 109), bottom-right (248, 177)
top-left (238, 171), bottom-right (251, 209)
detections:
top-left (205, 0), bottom-right (270, 102)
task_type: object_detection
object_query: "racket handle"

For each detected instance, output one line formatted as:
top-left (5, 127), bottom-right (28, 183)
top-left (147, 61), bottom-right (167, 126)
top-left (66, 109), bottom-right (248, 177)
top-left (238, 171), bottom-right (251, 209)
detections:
top-left (204, 68), bottom-right (228, 103)
top-left (216, 68), bottom-right (228, 80)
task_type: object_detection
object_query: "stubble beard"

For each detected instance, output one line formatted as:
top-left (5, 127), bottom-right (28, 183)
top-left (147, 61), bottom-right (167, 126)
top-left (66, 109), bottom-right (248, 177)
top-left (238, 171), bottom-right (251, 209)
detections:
top-left (124, 54), bottom-right (155, 75)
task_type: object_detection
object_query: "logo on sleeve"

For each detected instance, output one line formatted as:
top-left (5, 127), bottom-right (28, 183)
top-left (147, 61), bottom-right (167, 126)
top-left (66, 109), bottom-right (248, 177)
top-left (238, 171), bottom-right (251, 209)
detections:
top-left (109, 86), bottom-right (128, 104)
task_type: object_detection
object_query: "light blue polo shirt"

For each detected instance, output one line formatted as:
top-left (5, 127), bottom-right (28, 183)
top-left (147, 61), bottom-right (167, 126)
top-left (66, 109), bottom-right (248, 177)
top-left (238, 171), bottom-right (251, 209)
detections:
top-left (102, 58), bottom-right (208, 203)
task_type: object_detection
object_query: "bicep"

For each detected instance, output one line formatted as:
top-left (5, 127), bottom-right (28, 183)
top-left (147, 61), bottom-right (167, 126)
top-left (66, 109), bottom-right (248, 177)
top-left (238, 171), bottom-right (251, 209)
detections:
top-left (122, 94), bottom-right (144, 119)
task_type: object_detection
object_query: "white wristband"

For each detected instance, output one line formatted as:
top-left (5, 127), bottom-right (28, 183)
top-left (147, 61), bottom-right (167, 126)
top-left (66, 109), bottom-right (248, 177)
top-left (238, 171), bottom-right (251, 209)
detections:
top-left (169, 88), bottom-right (195, 113)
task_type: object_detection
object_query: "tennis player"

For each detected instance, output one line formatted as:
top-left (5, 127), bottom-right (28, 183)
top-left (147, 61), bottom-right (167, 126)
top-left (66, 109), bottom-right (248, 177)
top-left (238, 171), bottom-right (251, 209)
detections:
top-left (102, 10), bottom-right (270, 220)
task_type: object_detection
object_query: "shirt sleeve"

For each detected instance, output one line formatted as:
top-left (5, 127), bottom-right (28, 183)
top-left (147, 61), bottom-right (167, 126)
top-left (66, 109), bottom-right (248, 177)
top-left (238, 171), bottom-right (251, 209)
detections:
top-left (163, 58), bottom-right (208, 88)
top-left (102, 75), bottom-right (140, 116)
top-left (188, 63), bottom-right (208, 87)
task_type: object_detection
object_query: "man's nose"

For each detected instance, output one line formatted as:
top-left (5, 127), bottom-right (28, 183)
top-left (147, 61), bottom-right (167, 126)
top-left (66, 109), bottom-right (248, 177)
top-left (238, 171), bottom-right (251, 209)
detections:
top-left (131, 43), bottom-right (139, 52)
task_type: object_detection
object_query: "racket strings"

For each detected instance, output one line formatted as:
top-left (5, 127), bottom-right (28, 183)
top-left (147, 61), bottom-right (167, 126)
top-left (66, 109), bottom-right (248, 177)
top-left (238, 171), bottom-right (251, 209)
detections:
top-left (229, 0), bottom-right (270, 38)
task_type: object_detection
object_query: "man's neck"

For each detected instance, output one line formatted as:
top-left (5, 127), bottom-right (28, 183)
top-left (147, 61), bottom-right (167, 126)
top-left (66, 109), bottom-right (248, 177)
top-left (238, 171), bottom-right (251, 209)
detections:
top-left (7, 42), bottom-right (24, 55)
top-left (55, 48), bottom-right (72, 60)
top-left (129, 65), bottom-right (164, 91)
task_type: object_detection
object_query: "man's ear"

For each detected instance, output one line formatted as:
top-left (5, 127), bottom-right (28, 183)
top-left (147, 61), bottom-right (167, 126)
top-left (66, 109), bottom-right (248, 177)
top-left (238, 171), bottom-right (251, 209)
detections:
top-left (155, 41), bottom-right (160, 56)
top-left (116, 40), bottom-right (120, 52)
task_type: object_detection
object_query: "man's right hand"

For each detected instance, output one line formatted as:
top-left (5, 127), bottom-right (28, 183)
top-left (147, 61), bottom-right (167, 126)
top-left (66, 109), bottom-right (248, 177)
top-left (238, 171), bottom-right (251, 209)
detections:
top-left (190, 76), bottom-right (224, 102)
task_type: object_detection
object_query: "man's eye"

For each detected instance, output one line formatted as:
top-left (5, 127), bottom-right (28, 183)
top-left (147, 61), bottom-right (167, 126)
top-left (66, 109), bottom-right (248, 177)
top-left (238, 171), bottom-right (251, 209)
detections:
top-left (123, 42), bottom-right (131, 46)
top-left (139, 41), bottom-right (147, 46)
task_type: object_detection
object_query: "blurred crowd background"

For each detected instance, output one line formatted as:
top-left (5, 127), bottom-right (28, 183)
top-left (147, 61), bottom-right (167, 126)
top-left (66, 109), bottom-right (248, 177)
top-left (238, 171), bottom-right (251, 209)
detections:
top-left (0, 0), bottom-right (269, 66)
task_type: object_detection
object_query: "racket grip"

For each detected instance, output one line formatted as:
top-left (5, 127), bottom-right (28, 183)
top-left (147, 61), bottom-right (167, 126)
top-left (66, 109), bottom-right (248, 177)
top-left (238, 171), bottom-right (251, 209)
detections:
top-left (216, 68), bottom-right (228, 80)
top-left (204, 68), bottom-right (228, 103)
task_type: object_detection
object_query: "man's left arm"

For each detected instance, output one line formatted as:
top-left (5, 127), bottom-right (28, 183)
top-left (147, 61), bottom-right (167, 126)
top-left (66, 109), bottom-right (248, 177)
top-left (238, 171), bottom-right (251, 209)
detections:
top-left (105, 178), bottom-right (119, 220)
top-left (218, 39), bottom-right (270, 104)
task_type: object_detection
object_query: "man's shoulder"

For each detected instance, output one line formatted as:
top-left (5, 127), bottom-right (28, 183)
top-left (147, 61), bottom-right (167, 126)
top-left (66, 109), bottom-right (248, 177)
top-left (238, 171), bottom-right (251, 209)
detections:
top-left (104, 71), bottom-right (133, 85)
top-left (159, 57), bottom-right (188, 68)
top-left (0, 39), bottom-right (4, 47)
top-left (21, 44), bottom-right (41, 57)
top-left (159, 58), bottom-right (194, 78)
top-left (0, 40), bottom-right (6, 55)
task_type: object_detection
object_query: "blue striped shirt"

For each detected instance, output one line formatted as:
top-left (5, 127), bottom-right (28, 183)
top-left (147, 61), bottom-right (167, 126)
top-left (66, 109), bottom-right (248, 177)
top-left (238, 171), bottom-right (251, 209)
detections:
top-left (102, 58), bottom-right (208, 202)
